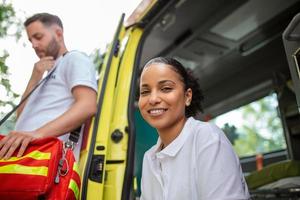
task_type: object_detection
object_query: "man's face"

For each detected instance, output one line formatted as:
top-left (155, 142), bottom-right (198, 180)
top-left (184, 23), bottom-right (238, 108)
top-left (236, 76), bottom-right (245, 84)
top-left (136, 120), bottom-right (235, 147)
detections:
top-left (26, 21), bottom-right (60, 59)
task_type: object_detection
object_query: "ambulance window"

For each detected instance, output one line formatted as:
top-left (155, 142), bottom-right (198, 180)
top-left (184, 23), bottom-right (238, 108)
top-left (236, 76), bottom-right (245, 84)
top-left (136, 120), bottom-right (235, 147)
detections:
top-left (213, 92), bottom-right (286, 157)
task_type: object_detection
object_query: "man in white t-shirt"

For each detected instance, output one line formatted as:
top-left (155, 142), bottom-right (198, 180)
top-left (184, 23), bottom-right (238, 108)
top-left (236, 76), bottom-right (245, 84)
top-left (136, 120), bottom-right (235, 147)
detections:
top-left (0, 13), bottom-right (98, 160)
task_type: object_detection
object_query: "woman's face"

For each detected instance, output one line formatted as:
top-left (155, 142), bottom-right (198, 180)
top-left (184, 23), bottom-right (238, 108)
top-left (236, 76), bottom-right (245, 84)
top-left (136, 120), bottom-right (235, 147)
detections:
top-left (138, 63), bottom-right (192, 131)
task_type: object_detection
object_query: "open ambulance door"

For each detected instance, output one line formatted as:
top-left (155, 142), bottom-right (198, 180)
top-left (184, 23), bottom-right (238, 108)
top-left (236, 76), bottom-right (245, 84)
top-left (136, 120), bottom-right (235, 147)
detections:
top-left (283, 13), bottom-right (300, 114)
top-left (78, 14), bottom-right (143, 200)
top-left (283, 12), bottom-right (300, 160)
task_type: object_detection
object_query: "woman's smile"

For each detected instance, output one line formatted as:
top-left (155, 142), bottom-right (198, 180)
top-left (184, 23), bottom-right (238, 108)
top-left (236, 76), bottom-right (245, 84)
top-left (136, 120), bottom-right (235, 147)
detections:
top-left (147, 108), bottom-right (168, 116)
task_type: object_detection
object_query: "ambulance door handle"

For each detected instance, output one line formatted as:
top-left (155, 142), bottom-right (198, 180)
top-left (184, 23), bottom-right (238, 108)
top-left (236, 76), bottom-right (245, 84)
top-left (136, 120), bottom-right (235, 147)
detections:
top-left (89, 154), bottom-right (105, 183)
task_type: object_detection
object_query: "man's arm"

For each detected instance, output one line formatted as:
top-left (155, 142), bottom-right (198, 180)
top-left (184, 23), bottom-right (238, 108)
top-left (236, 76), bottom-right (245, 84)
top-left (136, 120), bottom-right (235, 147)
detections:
top-left (17, 57), bottom-right (55, 117)
top-left (0, 85), bottom-right (97, 159)
top-left (35, 86), bottom-right (97, 138)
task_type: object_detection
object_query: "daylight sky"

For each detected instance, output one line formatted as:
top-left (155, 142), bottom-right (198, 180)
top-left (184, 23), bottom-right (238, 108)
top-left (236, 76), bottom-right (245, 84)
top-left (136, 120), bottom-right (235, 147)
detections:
top-left (1, 0), bottom-right (141, 96)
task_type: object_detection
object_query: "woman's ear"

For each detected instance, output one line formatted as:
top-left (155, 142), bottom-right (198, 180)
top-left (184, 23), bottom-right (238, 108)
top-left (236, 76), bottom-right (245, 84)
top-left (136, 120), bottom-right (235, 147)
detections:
top-left (185, 88), bottom-right (192, 106)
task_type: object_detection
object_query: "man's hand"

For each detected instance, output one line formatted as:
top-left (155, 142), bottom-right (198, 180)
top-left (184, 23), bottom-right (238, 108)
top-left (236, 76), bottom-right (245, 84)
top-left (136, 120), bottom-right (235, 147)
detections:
top-left (31, 56), bottom-right (55, 82)
top-left (0, 131), bottom-right (41, 160)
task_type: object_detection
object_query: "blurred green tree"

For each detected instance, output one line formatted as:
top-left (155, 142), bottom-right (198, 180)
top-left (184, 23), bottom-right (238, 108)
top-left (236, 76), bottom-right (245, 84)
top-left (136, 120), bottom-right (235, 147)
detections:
top-left (222, 123), bottom-right (239, 145)
top-left (0, 2), bottom-right (22, 132)
top-left (233, 94), bottom-right (286, 157)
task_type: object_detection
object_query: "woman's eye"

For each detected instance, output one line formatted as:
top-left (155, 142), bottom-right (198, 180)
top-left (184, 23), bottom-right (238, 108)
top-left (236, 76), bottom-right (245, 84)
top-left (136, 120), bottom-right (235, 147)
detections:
top-left (140, 90), bottom-right (150, 95)
top-left (161, 87), bottom-right (172, 92)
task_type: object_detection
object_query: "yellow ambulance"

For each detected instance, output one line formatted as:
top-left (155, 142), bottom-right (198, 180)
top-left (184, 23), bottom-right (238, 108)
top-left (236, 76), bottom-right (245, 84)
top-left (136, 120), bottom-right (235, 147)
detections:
top-left (79, 0), bottom-right (300, 199)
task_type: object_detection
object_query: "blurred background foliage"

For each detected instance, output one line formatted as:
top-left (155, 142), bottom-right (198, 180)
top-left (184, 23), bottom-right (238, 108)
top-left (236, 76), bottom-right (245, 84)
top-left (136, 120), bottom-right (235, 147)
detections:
top-left (0, 2), bottom-right (22, 132)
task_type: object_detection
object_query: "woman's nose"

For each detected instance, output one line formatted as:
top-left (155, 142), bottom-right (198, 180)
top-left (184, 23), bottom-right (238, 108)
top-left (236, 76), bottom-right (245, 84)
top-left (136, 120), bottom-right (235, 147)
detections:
top-left (149, 91), bottom-right (161, 105)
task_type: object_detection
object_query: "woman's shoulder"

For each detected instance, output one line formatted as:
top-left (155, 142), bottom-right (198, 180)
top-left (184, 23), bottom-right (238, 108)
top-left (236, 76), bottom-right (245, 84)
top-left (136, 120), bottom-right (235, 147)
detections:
top-left (189, 117), bottom-right (222, 134)
top-left (187, 118), bottom-right (234, 158)
top-left (189, 117), bottom-right (228, 144)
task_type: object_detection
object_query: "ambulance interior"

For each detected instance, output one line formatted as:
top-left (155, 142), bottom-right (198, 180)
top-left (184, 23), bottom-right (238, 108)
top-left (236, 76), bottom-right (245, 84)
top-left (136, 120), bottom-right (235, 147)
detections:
top-left (133, 0), bottom-right (300, 198)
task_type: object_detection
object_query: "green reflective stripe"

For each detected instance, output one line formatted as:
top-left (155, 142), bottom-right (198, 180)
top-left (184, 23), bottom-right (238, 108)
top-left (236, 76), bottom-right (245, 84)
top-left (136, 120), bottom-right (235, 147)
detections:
top-left (0, 164), bottom-right (48, 176)
top-left (73, 162), bottom-right (80, 175)
top-left (69, 179), bottom-right (79, 200)
top-left (0, 150), bottom-right (51, 162)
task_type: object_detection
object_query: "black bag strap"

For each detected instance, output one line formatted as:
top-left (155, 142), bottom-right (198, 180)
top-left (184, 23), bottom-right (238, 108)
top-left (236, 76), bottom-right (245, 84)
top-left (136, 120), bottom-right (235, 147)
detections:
top-left (0, 67), bottom-right (57, 127)
top-left (68, 126), bottom-right (81, 143)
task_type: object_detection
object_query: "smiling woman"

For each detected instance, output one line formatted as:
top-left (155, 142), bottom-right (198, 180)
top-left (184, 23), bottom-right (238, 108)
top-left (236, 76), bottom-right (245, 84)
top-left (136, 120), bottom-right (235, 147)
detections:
top-left (138, 57), bottom-right (250, 200)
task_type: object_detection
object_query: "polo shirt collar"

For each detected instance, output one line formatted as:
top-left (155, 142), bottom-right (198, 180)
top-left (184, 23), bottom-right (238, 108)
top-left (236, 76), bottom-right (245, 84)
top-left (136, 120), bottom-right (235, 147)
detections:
top-left (154, 117), bottom-right (194, 157)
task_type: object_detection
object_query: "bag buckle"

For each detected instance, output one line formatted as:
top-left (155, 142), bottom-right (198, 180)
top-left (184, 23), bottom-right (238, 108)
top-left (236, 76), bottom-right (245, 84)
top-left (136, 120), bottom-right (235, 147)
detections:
top-left (64, 140), bottom-right (76, 150)
top-left (54, 145), bottom-right (70, 184)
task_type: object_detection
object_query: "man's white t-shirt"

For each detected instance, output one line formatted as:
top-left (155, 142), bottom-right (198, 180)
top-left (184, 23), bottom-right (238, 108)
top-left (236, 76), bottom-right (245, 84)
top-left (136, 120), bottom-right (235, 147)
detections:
top-left (15, 51), bottom-right (98, 160)
top-left (140, 117), bottom-right (250, 200)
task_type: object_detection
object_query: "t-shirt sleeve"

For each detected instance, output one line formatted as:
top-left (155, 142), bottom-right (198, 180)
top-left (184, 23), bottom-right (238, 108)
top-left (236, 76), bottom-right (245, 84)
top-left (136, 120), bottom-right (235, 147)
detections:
top-left (64, 51), bottom-right (98, 92)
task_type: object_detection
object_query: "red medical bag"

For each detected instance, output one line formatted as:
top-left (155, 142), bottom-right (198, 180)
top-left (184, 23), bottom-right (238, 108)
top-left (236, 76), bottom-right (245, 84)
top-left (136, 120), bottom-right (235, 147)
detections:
top-left (0, 135), bottom-right (80, 200)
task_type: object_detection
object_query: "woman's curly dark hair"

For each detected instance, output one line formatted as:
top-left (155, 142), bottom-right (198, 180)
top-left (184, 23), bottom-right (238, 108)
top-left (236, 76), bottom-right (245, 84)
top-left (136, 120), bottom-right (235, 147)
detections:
top-left (143, 57), bottom-right (204, 117)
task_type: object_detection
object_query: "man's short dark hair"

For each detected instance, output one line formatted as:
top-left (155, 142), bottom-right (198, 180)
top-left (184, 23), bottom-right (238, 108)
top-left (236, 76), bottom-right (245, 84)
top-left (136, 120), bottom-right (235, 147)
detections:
top-left (24, 13), bottom-right (63, 29)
